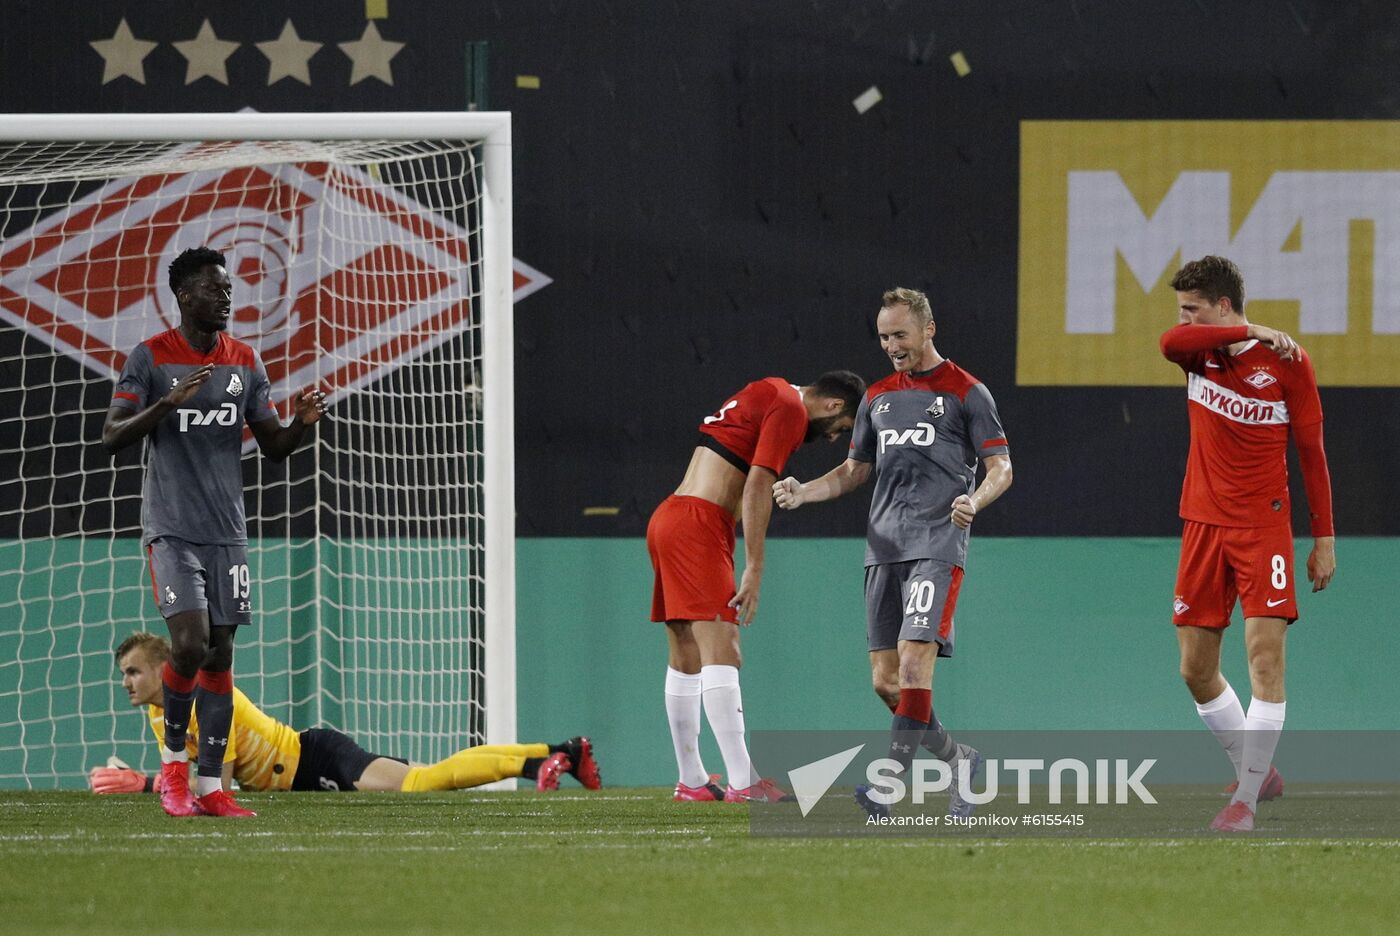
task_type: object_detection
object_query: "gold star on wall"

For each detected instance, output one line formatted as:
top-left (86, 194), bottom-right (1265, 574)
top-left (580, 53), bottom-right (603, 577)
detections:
top-left (173, 19), bottom-right (240, 86)
top-left (338, 21), bottom-right (405, 86)
top-left (256, 20), bottom-right (323, 86)
top-left (90, 18), bottom-right (158, 85)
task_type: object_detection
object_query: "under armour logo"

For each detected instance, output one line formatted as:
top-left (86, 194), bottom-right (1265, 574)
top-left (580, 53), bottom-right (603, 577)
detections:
top-left (910, 615), bottom-right (930, 629)
top-left (891, 742), bottom-right (912, 754)
top-left (873, 402), bottom-right (892, 415)
top-left (207, 736), bottom-right (229, 748)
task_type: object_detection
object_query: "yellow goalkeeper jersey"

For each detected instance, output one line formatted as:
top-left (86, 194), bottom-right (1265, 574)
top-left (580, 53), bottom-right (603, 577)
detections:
top-left (146, 689), bottom-right (302, 792)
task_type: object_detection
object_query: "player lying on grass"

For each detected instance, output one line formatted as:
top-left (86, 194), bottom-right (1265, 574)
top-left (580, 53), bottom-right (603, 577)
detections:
top-left (89, 632), bottom-right (601, 801)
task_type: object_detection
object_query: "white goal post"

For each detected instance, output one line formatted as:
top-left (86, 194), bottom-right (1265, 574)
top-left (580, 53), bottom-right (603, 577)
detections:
top-left (0, 112), bottom-right (515, 787)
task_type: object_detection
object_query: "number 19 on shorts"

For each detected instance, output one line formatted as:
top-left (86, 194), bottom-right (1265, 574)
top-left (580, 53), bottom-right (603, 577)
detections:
top-left (228, 563), bottom-right (250, 598)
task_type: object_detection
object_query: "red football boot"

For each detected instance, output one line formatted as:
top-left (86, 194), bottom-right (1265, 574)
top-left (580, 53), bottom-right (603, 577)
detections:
top-left (196, 790), bottom-right (256, 818)
top-left (723, 777), bottom-right (795, 803)
top-left (563, 737), bottom-right (603, 790)
top-left (535, 752), bottom-right (572, 791)
top-left (673, 775), bottom-right (725, 802)
top-left (158, 761), bottom-right (199, 817)
top-left (1210, 800), bottom-right (1255, 832)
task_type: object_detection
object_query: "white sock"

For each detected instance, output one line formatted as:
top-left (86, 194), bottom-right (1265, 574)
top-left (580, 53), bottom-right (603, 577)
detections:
top-left (1234, 697), bottom-right (1286, 808)
top-left (1195, 683), bottom-right (1247, 777)
top-left (159, 746), bottom-right (188, 765)
top-left (196, 775), bottom-right (222, 797)
top-left (664, 667), bottom-right (708, 787)
top-left (701, 664), bottom-right (753, 789)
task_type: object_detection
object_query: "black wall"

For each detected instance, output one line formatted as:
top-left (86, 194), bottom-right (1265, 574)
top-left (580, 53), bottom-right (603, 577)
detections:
top-left (2, 1), bottom-right (1396, 538)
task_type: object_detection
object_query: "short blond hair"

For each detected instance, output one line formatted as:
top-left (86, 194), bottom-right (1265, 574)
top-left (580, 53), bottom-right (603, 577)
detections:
top-left (114, 631), bottom-right (170, 666)
top-left (881, 287), bottom-right (932, 327)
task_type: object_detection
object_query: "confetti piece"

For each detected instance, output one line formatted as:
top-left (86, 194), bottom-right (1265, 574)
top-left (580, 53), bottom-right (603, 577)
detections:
top-left (583, 506), bottom-right (620, 516)
top-left (852, 86), bottom-right (883, 114)
top-left (516, 75), bottom-right (541, 89)
top-left (950, 51), bottom-right (971, 77)
top-left (366, 0), bottom-right (388, 19)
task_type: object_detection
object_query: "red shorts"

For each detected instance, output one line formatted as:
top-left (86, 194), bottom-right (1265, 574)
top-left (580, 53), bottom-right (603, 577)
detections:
top-left (1173, 520), bottom-right (1297, 629)
top-left (646, 495), bottom-right (738, 624)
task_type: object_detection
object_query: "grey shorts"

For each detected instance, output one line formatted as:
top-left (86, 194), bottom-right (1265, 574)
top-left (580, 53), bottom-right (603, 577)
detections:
top-left (864, 558), bottom-right (965, 657)
top-left (146, 537), bottom-right (253, 627)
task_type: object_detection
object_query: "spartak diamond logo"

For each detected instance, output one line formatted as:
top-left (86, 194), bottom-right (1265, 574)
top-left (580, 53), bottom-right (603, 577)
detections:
top-left (0, 151), bottom-right (549, 446)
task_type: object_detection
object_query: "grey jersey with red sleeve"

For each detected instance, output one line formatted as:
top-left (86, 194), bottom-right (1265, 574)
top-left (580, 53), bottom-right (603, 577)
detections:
top-left (849, 361), bottom-right (1009, 568)
top-left (110, 329), bottom-right (277, 546)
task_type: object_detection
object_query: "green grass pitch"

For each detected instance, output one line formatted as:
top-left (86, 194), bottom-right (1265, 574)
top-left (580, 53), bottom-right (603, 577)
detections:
top-left (2, 789), bottom-right (1397, 935)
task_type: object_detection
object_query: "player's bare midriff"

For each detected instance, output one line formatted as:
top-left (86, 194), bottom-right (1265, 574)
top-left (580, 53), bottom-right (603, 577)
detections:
top-left (672, 446), bottom-right (745, 520)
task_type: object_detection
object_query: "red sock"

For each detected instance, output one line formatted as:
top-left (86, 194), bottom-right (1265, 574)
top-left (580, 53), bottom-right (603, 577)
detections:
top-left (162, 661), bottom-right (196, 694)
top-left (195, 669), bottom-right (234, 694)
top-left (895, 688), bottom-right (932, 725)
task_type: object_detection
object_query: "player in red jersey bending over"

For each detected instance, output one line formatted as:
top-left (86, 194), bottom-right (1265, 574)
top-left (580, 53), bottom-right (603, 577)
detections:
top-left (774, 288), bottom-right (1012, 820)
top-left (1160, 256), bottom-right (1336, 833)
top-left (102, 246), bottom-right (327, 818)
top-left (650, 370), bottom-right (864, 802)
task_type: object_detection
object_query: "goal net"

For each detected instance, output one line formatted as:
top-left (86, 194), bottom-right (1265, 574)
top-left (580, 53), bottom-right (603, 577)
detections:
top-left (0, 113), bottom-right (516, 788)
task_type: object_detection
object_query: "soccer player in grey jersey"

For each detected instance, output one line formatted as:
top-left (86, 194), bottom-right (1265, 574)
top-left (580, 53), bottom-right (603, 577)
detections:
top-left (774, 287), bottom-right (1012, 817)
top-left (102, 246), bottom-right (327, 818)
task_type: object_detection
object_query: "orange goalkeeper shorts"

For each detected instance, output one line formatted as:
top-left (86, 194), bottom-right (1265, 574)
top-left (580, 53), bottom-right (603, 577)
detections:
top-left (646, 495), bottom-right (738, 624)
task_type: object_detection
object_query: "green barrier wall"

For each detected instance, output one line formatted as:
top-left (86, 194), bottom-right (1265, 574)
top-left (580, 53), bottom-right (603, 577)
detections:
top-left (2, 538), bottom-right (1394, 788)
top-left (517, 538), bottom-right (1398, 788)
top-left (0, 539), bottom-right (312, 785)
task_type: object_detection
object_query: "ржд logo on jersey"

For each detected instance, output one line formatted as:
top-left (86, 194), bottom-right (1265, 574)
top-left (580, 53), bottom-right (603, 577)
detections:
top-left (177, 402), bottom-right (239, 432)
top-left (878, 422), bottom-right (936, 453)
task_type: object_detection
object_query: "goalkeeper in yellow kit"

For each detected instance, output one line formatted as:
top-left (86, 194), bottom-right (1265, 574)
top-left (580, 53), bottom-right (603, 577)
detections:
top-left (90, 632), bottom-right (601, 799)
